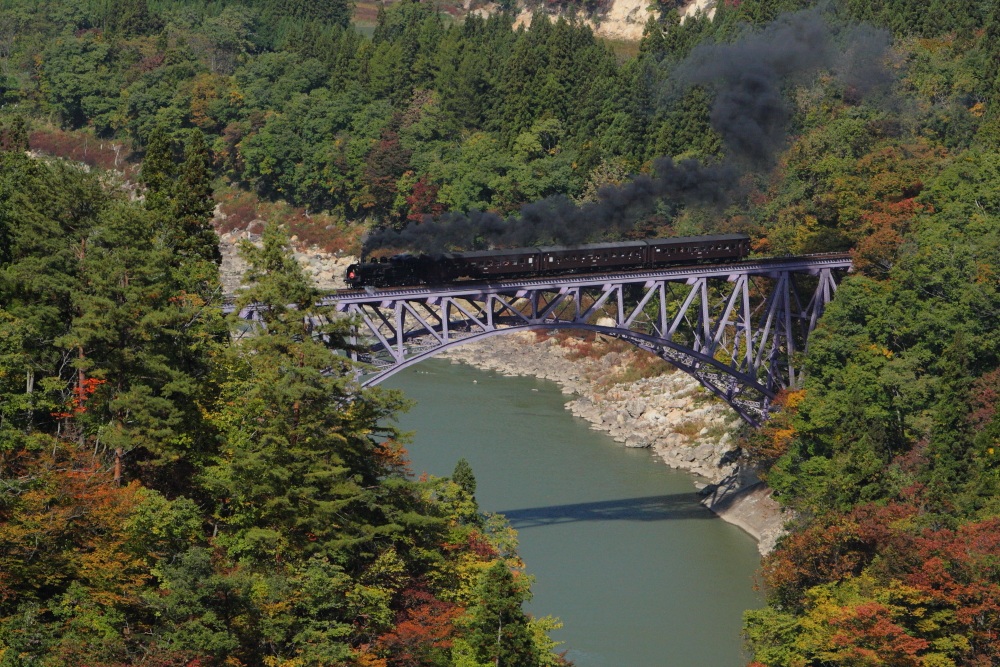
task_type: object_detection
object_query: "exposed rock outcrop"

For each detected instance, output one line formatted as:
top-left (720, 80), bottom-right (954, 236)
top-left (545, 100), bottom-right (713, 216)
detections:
top-left (218, 226), bottom-right (356, 295)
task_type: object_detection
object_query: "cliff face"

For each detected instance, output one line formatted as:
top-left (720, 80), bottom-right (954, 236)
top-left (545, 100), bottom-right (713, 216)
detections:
top-left (505, 0), bottom-right (717, 42)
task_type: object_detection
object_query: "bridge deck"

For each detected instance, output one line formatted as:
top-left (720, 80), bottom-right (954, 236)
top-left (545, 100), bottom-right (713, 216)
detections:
top-left (323, 253), bottom-right (852, 304)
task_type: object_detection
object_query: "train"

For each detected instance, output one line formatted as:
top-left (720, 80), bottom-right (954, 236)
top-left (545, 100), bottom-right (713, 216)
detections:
top-left (345, 233), bottom-right (751, 289)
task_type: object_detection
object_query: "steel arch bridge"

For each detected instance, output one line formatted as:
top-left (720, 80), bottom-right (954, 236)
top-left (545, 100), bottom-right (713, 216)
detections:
top-left (290, 254), bottom-right (853, 426)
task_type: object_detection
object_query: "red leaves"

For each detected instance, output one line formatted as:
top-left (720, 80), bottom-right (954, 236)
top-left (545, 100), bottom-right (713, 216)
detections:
top-left (766, 503), bottom-right (1000, 664)
top-left (968, 369), bottom-right (1000, 429)
top-left (466, 530), bottom-right (500, 559)
top-left (829, 602), bottom-right (930, 664)
top-left (763, 501), bottom-right (918, 603)
top-left (51, 377), bottom-right (106, 419)
top-left (405, 174), bottom-right (443, 223)
top-left (376, 587), bottom-right (464, 667)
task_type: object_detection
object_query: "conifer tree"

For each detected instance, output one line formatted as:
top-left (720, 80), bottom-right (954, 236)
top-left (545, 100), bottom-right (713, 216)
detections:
top-left (140, 125), bottom-right (176, 212)
top-left (172, 129), bottom-right (222, 267)
top-left (466, 562), bottom-right (539, 667)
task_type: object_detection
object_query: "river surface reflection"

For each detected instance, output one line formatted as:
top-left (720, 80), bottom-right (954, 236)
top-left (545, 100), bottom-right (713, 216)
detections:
top-left (386, 358), bottom-right (762, 667)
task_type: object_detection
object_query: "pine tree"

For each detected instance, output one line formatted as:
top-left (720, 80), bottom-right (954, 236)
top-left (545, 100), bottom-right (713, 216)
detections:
top-left (452, 457), bottom-right (477, 499)
top-left (140, 125), bottom-right (176, 212)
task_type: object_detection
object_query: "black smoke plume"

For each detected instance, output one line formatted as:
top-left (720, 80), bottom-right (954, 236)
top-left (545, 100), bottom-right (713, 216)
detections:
top-left (364, 8), bottom-right (890, 255)
top-left (671, 6), bottom-right (892, 168)
top-left (364, 157), bottom-right (738, 253)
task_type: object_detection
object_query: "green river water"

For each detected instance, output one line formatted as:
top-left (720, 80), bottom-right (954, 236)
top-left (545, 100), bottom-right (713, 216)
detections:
top-left (386, 358), bottom-right (762, 667)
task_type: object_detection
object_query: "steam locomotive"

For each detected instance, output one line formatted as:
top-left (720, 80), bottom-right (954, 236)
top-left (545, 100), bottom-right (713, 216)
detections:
top-left (345, 233), bottom-right (751, 289)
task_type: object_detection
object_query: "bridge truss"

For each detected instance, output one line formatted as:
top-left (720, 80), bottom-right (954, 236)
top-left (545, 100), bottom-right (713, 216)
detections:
top-left (321, 255), bottom-right (852, 425)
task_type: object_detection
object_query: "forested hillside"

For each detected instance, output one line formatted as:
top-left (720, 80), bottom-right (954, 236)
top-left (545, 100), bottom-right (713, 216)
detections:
top-left (1, 0), bottom-right (1000, 665)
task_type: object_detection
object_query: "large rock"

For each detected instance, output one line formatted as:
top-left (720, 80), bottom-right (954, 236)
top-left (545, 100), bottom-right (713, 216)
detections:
top-left (625, 435), bottom-right (650, 448)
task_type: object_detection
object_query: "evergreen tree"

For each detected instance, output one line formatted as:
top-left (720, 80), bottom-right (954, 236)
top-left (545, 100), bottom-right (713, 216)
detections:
top-left (139, 125), bottom-right (176, 212)
top-left (0, 115), bottom-right (28, 152)
top-left (172, 129), bottom-right (222, 268)
top-left (466, 562), bottom-right (539, 667)
top-left (452, 457), bottom-right (477, 499)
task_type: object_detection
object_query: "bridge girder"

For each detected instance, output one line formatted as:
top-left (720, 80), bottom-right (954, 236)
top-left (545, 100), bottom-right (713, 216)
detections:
top-left (322, 255), bottom-right (852, 425)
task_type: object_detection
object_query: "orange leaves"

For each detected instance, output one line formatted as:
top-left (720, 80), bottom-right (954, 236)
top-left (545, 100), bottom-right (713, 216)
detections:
top-left (827, 601), bottom-right (930, 664)
top-left (853, 197), bottom-right (928, 275)
top-left (51, 376), bottom-right (106, 419)
top-left (0, 441), bottom-right (150, 607)
top-left (374, 439), bottom-right (412, 476)
top-left (742, 389), bottom-right (805, 466)
top-left (763, 505), bottom-right (1000, 665)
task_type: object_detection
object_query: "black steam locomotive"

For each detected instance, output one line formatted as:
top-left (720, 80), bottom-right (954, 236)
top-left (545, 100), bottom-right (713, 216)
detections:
top-left (345, 233), bottom-right (751, 289)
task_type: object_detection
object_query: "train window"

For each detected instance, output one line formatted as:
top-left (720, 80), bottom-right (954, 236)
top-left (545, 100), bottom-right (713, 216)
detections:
top-left (529, 257), bottom-right (534, 263)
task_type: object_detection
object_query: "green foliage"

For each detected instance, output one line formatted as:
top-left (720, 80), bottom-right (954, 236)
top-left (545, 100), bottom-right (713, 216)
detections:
top-left (0, 154), bottom-right (563, 664)
top-left (452, 457), bottom-right (477, 499)
top-left (751, 105), bottom-right (1000, 667)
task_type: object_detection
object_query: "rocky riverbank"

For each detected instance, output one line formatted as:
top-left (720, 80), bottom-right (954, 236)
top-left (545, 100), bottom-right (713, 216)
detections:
top-left (443, 331), bottom-right (788, 554)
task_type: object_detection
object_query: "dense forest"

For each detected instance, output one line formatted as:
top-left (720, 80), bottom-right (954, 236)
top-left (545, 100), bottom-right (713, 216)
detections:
top-left (1, 0), bottom-right (999, 664)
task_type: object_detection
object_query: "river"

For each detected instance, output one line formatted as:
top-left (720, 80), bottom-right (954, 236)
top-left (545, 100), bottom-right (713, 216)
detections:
top-left (386, 358), bottom-right (762, 667)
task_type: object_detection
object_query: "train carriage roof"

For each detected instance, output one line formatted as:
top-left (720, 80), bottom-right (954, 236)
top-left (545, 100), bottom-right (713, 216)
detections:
top-left (644, 233), bottom-right (749, 244)
top-left (450, 248), bottom-right (539, 260)
top-left (537, 240), bottom-right (647, 253)
top-left (444, 234), bottom-right (749, 259)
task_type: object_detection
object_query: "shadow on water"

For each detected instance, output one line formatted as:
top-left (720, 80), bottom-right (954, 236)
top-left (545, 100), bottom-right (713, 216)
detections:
top-left (498, 493), bottom-right (716, 529)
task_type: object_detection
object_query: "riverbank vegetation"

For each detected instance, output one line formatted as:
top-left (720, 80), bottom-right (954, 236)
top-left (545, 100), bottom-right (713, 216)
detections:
top-left (1, 0), bottom-right (999, 664)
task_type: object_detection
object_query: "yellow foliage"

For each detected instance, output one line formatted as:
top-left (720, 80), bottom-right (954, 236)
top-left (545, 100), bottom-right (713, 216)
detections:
top-left (354, 648), bottom-right (388, 667)
top-left (866, 343), bottom-right (894, 359)
top-left (784, 389), bottom-right (807, 410)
